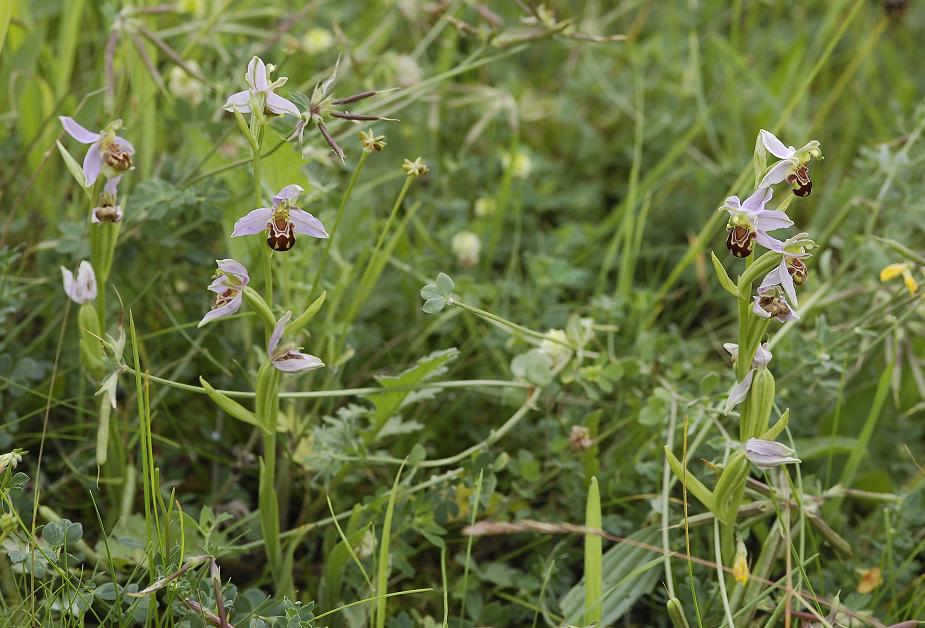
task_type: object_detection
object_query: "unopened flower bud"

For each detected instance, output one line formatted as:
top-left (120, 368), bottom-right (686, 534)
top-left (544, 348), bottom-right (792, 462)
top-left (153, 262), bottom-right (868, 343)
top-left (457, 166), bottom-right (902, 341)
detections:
top-left (743, 438), bottom-right (800, 469)
top-left (451, 231), bottom-right (480, 267)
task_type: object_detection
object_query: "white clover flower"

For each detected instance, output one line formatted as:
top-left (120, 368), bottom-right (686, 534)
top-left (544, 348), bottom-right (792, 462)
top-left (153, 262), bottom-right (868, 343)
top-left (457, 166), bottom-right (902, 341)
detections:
top-left (474, 197), bottom-right (496, 218)
top-left (451, 231), bottom-right (481, 267)
top-left (302, 28), bottom-right (334, 54)
top-left (539, 329), bottom-right (572, 369)
top-left (168, 62), bottom-right (205, 106)
top-left (502, 150), bottom-right (532, 179)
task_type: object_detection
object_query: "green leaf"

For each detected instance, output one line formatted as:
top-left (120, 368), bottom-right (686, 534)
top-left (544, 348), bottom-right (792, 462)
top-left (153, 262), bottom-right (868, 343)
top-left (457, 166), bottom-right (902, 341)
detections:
top-left (584, 477), bottom-right (603, 626)
top-left (199, 377), bottom-right (262, 431)
top-left (435, 272), bottom-right (454, 296)
top-left (56, 141), bottom-right (91, 198)
top-left (422, 297), bottom-right (446, 314)
top-left (420, 284), bottom-right (442, 300)
top-left (710, 251), bottom-right (740, 297)
top-left (43, 519), bottom-right (82, 547)
top-left (365, 348), bottom-right (459, 441)
top-left (510, 349), bottom-right (553, 386)
top-left (561, 527), bottom-right (661, 625)
top-left (286, 291), bottom-right (326, 336)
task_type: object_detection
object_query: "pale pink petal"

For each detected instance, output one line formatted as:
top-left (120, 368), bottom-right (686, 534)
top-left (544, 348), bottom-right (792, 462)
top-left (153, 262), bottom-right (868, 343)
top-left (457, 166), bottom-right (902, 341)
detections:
top-left (76, 261), bottom-right (97, 301)
top-left (752, 297), bottom-right (772, 319)
top-left (755, 232), bottom-right (784, 253)
top-left (759, 129), bottom-right (794, 160)
top-left (741, 187), bottom-right (772, 213)
top-left (265, 91), bottom-right (300, 117)
top-left (61, 267), bottom-right (76, 301)
top-left (779, 266), bottom-right (798, 307)
top-left (744, 438), bottom-right (800, 469)
top-left (758, 261), bottom-right (788, 294)
top-left (223, 90), bottom-right (252, 112)
top-left (104, 176), bottom-right (122, 196)
top-left (758, 159), bottom-right (795, 188)
top-left (59, 116), bottom-right (101, 143)
top-left (268, 311), bottom-right (291, 356)
top-left (232, 208), bottom-right (273, 237)
top-left (112, 135), bottom-right (134, 155)
top-left (754, 210), bottom-right (793, 232)
top-left (723, 343), bottom-right (739, 361)
top-left (249, 57), bottom-right (268, 91)
top-left (216, 259), bottom-right (249, 283)
top-left (723, 195), bottom-right (742, 212)
top-left (198, 293), bottom-right (244, 328)
top-left (83, 144), bottom-right (103, 186)
top-left (273, 351), bottom-right (324, 373)
top-left (272, 184), bottom-right (303, 205)
top-left (753, 344), bottom-right (772, 368)
top-left (725, 369), bottom-right (755, 413)
top-left (289, 208), bottom-right (328, 238)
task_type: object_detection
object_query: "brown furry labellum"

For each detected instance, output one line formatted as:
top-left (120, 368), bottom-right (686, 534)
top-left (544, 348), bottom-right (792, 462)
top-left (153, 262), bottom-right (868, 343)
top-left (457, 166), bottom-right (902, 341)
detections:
top-left (788, 164), bottom-right (812, 197)
top-left (105, 147), bottom-right (133, 172)
top-left (757, 295), bottom-right (792, 319)
top-left (788, 258), bottom-right (808, 286)
top-left (726, 225), bottom-right (756, 258)
top-left (267, 218), bottom-right (296, 251)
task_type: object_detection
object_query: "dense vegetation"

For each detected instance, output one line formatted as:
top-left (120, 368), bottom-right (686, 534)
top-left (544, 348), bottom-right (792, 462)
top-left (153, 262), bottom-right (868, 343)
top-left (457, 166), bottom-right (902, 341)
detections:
top-left (1, 1), bottom-right (924, 626)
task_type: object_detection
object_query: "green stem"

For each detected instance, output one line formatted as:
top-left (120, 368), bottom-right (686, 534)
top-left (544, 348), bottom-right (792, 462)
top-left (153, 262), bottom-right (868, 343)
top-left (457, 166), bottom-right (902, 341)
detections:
top-left (453, 300), bottom-right (579, 352)
top-left (122, 368), bottom-right (527, 398)
top-left (310, 150), bottom-right (369, 296)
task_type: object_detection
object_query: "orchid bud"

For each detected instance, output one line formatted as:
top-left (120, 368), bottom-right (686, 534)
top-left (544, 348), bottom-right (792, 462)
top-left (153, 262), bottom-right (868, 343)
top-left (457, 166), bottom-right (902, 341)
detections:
top-left (743, 438), bottom-right (800, 469)
top-left (78, 303), bottom-right (105, 379)
top-left (741, 368), bottom-right (775, 441)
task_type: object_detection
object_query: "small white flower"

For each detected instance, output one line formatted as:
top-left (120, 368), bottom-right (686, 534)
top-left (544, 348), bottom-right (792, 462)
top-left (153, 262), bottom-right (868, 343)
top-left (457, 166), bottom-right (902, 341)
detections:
top-left (168, 62), bottom-right (205, 106)
top-left (539, 329), bottom-right (572, 369)
top-left (451, 231), bottom-right (481, 267)
top-left (302, 28), bottom-right (334, 54)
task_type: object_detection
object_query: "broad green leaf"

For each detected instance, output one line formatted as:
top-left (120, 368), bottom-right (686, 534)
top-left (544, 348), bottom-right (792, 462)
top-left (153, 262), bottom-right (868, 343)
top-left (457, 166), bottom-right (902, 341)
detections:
top-left (561, 527), bottom-right (661, 625)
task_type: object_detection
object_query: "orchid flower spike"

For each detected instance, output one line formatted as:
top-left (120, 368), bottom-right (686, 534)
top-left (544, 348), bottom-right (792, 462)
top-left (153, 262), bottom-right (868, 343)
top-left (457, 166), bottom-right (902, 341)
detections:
top-left (232, 184), bottom-right (328, 252)
top-left (743, 438), bottom-right (800, 470)
top-left (60, 117), bottom-right (135, 186)
top-left (723, 342), bottom-right (772, 413)
top-left (61, 261), bottom-right (97, 304)
top-left (92, 176), bottom-right (124, 223)
top-left (758, 129), bottom-right (822, 196)
top-left (723, 187), bottom-right (792, 257)
top-left (757, 233), bottom-right (815, 306)
top-left (198, 259), bottom-right (249, 327)
top-left (224, 56), bottom-right (300, 117)
top-left (268, 311), bottom-right (324, 373)
top-left (752, 285), bottom-right (799, 323)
